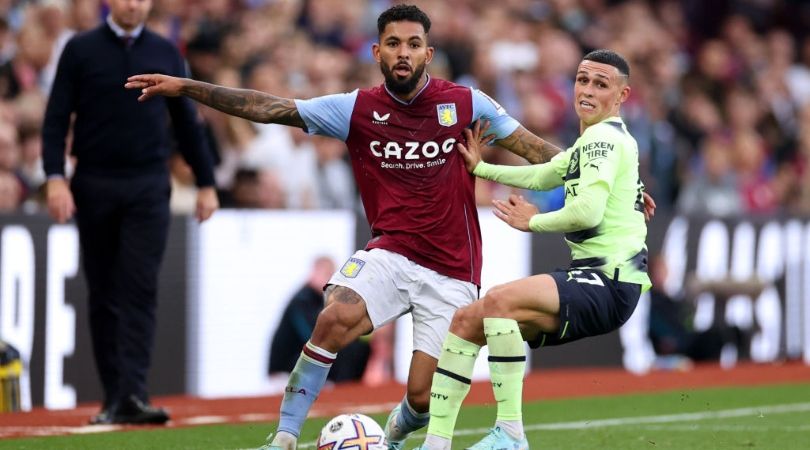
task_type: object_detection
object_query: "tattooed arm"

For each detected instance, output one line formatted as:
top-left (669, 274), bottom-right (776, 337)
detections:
top-left (495, 125), bottom-right (564, 164)
top-left (125, 74), bottom-right (305, 128)
top-left (181, 80), bottom-right (305, 127)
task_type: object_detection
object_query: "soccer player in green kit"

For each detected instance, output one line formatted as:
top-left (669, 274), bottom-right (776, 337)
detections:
top-left (414, 49), bottom-right (652, 450)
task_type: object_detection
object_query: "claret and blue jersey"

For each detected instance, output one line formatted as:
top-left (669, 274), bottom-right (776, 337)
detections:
top-left (295, 76), bottom-right (519, 285)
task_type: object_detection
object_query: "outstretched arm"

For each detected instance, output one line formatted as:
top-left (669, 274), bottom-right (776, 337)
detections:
top-left (125, 74), bottom-right (306, 127)
top-left (496, 125), bottom-right (564, 164)
top-left (496, 124), bottom-right (656, 220)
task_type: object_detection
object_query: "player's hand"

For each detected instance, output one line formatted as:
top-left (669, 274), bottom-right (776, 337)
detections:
top-left (492, 194), bottom-right (538, 232)
top-left (125, 74), bottom-right (184, 102)
top-left (456, 120), bottom-right (495, 173)
top-left (45, 178), bottom-right (75, 224)
top-left (195, 187), bottom-right (219, 223)
top-left (642, 191), bottom-right (656, 222)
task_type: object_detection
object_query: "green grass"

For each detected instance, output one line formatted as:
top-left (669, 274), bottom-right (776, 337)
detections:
top-left (3, 383), bottom-right (809, 449)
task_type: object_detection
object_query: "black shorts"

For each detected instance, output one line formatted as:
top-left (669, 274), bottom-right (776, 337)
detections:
top-left (528, 268), bottom-right (641, 348)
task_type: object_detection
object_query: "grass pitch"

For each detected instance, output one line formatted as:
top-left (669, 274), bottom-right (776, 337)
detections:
top-left (1, 383), bottom-right (808, 449)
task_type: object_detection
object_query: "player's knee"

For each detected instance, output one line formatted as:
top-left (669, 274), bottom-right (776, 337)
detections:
top-left (449, 306), bottom-right (481, 335)
top-left (312, 305), bottom-right (363, 348)
top-left (320, 304), bottom-right (361, 329)
top-left (480, 287), bottom-right (514, 318)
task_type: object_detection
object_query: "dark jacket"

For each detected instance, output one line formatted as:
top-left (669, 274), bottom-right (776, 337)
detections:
top-left (43, 23), bottom-right (214, 184)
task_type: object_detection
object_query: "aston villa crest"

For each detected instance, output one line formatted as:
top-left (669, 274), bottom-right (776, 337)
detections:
top-left (437, 103), bottom-right (457, 127)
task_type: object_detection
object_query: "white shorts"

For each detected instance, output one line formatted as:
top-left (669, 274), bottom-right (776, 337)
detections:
top-left (328, 248), bottom-right (477, 359)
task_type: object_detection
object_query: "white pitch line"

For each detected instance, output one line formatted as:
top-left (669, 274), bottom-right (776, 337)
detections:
top-left (628, 424), bottom-right (810, 432)
top-left (5, 401), bottom-right (809, 444)
top-left (0, 424), bottom-right (123, 438)
top-left (0, 402), bottom-right (398, 439)
top-left (70, 424), bottom-right (124, 434)
top-left (521, 402), bottom-right (810, 431)
top-left (181, 415), bottom-right (231, 425)
top-left (290, 402), bottom-right (810, 449)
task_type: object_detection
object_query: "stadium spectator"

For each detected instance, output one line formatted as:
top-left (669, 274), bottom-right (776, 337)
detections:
top-left (268, 256), bottom-right (371, 383)
top-left (732, 130), bottom-right (780, 214)
top-left (310, 135), bottom-right (355, 209)
top-left (18, 122), bottom-right (45, 198)
top-left (647, 254), bottom-right (727, 368)
top-left (71, 0), bottom-right (103, 33)
top-left (677, 133), bottom-right (743, 217)
top-left (0, 0), bottom-right (806, 217)
top-left (228, 167), bottom-right (286, 209)
top-left (0, 17), bottom-right (13, 64)
top-left (0, 123), bottom-right (21, 174)
top-left (38, 0), bottom-right (75, 96)
top-left (415, 49), bottom-right (649, 450)
top-left (0, 121), bottom-right (28, 208)
top-left (184, 27), bottom-right (223, 83)
top-left (785, 104), bottom-right (810, 213)
top-left (232, 60), bottom-right (320, 209)
top-left (125, 5), bottom-right (588, 450)
top-left (41, 0), bottom-right (218, 425)
top-left (649, 252), bottom-right (765, 368)
top-left (0, 170), bottom-right (23, 212)
top-left (198, 66), bottom-right (257, 191)
top-left (2, 17), bottom-right (52, 98)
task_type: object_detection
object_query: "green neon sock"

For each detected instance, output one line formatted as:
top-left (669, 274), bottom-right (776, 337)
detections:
top-left (426, 333), bottom-right (480, 441)
top-left (484, 318), bottom-right (526, 422)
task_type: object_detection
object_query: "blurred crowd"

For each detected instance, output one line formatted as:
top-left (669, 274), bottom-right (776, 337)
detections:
top-left (1, 0), bottom-right (810, 217)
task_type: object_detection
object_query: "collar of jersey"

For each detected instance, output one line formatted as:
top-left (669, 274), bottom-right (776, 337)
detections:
top-left (601, 116), bottom-right (624, 125)
top-left (384, 74), bottom-right (432, 106)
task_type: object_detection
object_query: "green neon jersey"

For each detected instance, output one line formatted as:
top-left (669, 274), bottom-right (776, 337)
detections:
top-left (474, 117), bottom-right (650, 291)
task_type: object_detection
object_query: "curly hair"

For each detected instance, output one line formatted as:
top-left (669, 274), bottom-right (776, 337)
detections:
top-left (377, 4), bottom-right (431, 36)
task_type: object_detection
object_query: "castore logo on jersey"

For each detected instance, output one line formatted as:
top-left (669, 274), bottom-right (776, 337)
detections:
top-left (372, 111), bottom-right (390, 125)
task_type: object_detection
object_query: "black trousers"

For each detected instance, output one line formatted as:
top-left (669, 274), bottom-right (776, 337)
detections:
top-left (72, 170), bottom-right (170, 406)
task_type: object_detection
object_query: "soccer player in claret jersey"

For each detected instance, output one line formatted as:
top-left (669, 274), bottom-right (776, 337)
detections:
top-left (413, 49), bottom-right (651, 450)
top-left (126, 5), bottom-right (653, 449)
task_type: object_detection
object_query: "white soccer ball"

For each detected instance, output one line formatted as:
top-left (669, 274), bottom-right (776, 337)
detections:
top-left (316, 413), bottom-right (388, 450)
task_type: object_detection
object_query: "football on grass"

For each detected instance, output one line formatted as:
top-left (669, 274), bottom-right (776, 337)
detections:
top-left (316, 413), bottom-right (387, 450)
